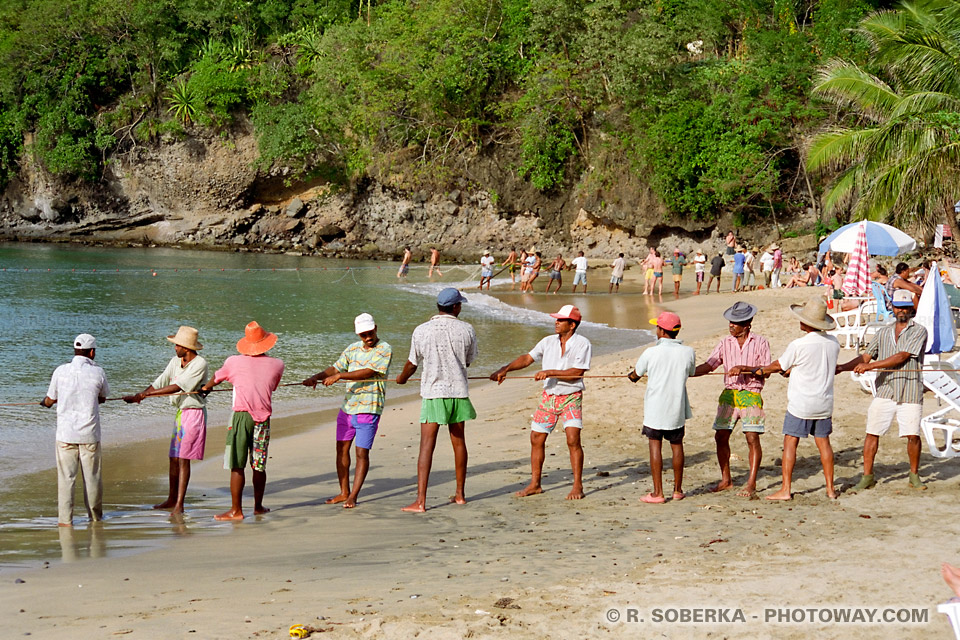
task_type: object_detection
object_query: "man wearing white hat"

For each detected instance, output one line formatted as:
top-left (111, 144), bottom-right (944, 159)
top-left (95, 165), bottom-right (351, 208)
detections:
top-left (41, 334), bottom-right (111, 526)
top-left (491, 305), bottom-right (592, 500)
top-left (478, 250), bottom-right (495, 290)
top-left (124, 326), bottom-right (209, 514)
top-left (303, 313), bottom-right (392, 508)
top-left (732, 298), bottom-right (840, 500)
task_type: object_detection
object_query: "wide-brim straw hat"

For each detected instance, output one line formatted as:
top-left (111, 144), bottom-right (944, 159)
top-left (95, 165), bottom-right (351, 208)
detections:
top-left (167, 325), bottom-right (203, 351)
top-left (789, 298), bottom-right (836, 331)
top-left (236, 321), bottom-right (277, 355)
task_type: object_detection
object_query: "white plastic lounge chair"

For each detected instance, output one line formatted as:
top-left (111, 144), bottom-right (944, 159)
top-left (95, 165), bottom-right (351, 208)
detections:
top-left (920, 362), bottom-right (960, 458)
top-left (938, 601), bottom-right (960, 640)
top-left (828, 303), bottom-right (865, 349)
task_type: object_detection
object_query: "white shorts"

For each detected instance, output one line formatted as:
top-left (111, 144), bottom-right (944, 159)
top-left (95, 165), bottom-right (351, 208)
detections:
top-left (573, 272), bottom-right (587, 285)
top-left (865, 397), bottom-right (922, 437)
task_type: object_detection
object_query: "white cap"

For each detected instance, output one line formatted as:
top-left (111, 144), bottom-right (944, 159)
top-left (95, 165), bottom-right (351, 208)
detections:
top-left (74, 334), bottom-right (97, 349)
top-left (354, 313), bottom-right (376, 334)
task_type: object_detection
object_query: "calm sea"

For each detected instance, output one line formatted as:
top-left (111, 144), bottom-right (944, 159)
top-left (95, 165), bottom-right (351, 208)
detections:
top-left (0, 243), bottom-right (652, 480)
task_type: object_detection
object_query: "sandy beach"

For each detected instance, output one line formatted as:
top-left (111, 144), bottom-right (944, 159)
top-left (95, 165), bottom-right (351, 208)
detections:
top-left (3, 269), bottom-right (959, 639)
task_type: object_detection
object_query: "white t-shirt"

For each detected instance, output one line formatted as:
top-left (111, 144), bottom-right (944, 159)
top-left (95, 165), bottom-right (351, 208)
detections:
top-left (47, 356), bottom-right (111, 444)
top-left (759, 252), bottom-right (774, 272)
top-left (572, 256), bottom-right (588, 273)
top-left (777, 331), bottom-right (841, 419)
top-left (694, 254), bottom-right (706, 273)
top-left (528, 333), bottom-right (592, 395)
top-left (480, 256), bottom-right (494, 274)
top-left (611, 257), bottom-right (626, 278)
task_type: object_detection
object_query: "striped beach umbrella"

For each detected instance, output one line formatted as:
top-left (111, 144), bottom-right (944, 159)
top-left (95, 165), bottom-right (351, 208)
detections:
top-left (841, 221), bottom-right (870, 296)
top-left (916, 261), bottom-right (956, 353)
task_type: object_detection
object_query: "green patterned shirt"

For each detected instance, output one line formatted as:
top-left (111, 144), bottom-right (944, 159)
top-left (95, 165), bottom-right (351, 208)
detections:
top-left (335, 340), bottom-right (392, 415)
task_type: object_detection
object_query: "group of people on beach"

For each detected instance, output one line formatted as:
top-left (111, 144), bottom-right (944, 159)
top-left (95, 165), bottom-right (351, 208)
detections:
top-left (43, 268), bottom-right (933, 525)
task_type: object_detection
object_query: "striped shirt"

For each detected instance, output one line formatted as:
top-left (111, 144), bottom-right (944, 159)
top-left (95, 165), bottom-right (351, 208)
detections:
top-left (704, 332), bottom-right (771, 392)
top-left (335, 340), bottom-right (392, 415)
top-left (867, 320), bottom-right (927, 404)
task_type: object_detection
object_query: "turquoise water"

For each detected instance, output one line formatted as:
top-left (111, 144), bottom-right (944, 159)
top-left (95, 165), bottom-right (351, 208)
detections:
top-left (0, 243), bottom-right (652, 480)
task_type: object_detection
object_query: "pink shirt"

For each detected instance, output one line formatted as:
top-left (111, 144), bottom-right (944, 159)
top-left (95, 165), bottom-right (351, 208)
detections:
top-left (214, 355), bottom-right (285, 423)
top-left (704, 333), bottom-right (770, 392)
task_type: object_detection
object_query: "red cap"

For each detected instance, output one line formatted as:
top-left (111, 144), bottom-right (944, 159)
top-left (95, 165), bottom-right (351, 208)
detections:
top-left (649, 311), bottom-right (682, 331)
top-left (550, 305), bottom-right (582, 322)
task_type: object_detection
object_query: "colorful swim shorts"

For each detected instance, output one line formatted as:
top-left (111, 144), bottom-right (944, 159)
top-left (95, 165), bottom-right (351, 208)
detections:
top-left (223, 411), bottom-right (271, 472)
top-left (336, 410), bottom-right (381, 449)
top-left (169, 407), bottom-right (207, 460)
top-left (712, 389), bottom-right (765, 433)
top-left (531, 390), bottom-right (583, 433)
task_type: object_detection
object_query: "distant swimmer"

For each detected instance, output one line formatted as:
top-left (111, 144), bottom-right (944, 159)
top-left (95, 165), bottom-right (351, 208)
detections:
top-left (123, 326), bottom-right (209, 514)
top-left (570, 250), bottom-right (588, 293)
top-left (397, 246), bottom-right (411, 279)
top-left (544, 253), bottom-right (566, 294)
top-left (428, 247), bottom-right (442, 278)
top-left (201, 322), bottom-right (284, 520)
top-left (41, 334), bottom-right (110, 527)
top-left (303, 313), bottom-right (392, 508)
top-left (396, 288), bottom-right (478, 512)
top-left (491, 305), bottom-right (591, 500)
top-left (479, 249), bottom-right (495, 290)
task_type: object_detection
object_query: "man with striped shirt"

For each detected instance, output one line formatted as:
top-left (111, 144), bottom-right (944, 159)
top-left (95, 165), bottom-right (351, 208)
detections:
top-left (693, 302), bottom-right (770, 497)
top-left (839, 289), bottom-right (928, 492)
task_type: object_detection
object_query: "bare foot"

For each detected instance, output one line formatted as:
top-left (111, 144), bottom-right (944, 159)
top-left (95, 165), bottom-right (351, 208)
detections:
top-left (153, 499), bottom-right (177, 510)
top-left (451, 494), bottom-right (467, 505)
top-left (566, 486), bottom-right (585, 500)
top-left (765, 488), bottom-right (793, 501)
top-left (826, 488), bottom-right (838, 499)
top-left (943, 563), bottom-right (960, 598)
top-left (325, 493), bottom-right (349, 504)
top-left (710, 481), bottom-right (733, 493)
top-left (214, 510), bottom-right (244, 521)
top-left (171, 503), bottom-right (184, 514)
top-left (737, 486), bottom-right (757, 498)
top-left (401, 501), bottom-right (426, 513)
top-left (516, 484), bottom-right (543, 497)
top-left (640, 493), bottom-right (665, 504)
top-left (672, 491), bottom-right (685, 501)
top-left (343, 500), bottom-right (357, 509)
top-left (253, 506), bottom-right (270, 515)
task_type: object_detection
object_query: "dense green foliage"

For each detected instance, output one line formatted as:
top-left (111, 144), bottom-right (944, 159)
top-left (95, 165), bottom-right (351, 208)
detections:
top-left (0, 0), bottom-right (889, 223)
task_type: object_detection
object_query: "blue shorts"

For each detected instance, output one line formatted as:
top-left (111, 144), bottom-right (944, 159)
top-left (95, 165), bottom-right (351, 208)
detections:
top-left (573, 272), bottom-right (587, 285)
top-left (336, 410), bottom-right (381, 449)
top-left (782, 412), bottom-right (832, 439)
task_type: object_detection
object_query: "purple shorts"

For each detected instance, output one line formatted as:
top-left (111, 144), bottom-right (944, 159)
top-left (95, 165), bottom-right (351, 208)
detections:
top-left (170, 408), bottom-right (206, 460)
top-left (335, 410), bottom-right (381, 450)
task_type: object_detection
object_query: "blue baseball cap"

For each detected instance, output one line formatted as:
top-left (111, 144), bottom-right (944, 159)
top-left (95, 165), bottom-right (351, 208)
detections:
top-left (437, 288), bottom-right (467, 306)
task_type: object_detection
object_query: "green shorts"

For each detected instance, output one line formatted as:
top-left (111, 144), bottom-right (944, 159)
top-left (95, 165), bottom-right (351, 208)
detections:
top-left (223, 411), bottom-right (271, 472)
top-left (420, 398), bottom-right (477, 425)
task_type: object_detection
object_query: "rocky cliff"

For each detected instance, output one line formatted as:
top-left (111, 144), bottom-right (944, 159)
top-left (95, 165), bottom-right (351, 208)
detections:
top-left (0, 126), bottom-right (804, 262)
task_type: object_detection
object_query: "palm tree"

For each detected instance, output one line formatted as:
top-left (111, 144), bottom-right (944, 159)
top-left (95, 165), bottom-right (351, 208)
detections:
top-left (807, 0), bottom-right (960, 239)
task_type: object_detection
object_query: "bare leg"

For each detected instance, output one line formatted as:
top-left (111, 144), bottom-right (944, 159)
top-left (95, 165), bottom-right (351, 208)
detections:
top-left (448, 421), bottom-right (468, 504)
top-left (943, 563), bottom-right (960, 598)
top-left (670, 441), bottom-right (685, 498)
top-left (712, 429), bottom-right (733, 492)
top-left (154, 457), bottom-right (179, 509)
top-left (862, 433), bottom-right (879, 475)
top-left (252, 469), bottom-right (270, 514)
top-left (906, 435), bottom-right (921, 474)
top-left (814, 436), bottom-right (836, 498)
top-left (215, 468), bottom-right (245, 520)
top-left (517, 431), bottom-right (547, 496)
top-left (343, 446), bottom-right (370, 508)
top-left (742, 431), bottom-right (762, 496)
top-left (766, 435), bottom-right (798, 500)
top-left (326, 440), bottom-right (352, 504)
top-left (402, 422), bottom-right (440, 512)
top-left (565, 427), bottom-right (584, 499)
top-left (172, 458), bottom-right (190, 513)
top-left (643, 436), bottom-right (666, 502)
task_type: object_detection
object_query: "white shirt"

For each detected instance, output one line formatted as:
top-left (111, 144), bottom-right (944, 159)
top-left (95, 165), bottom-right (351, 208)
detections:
top-left (611, 257), bottom-right (626, 278)
top-left (759, 252), bottom-right (774, 272)
top-left (480, 256), bottom-right (494, 271)
top-left (745, 253), bottom-right (755, 272)
top-left (528, 333), bottom-right (592, 395)
top-left (408, 315), bottom-right (478, 399)
top-left (47, 356), bottom-right (111, 444)
top-left (777, 331), bottom-right (841, 419)
top-left (694, 254), bottom-right (706, 273)
top-left (572, 256), bottom-right (588, 273)
top-left (634, 339), bottom-right (696, 430)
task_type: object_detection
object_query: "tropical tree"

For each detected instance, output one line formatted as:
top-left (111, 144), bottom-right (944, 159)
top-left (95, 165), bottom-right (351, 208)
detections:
top-left (807, 0), bottom-right (960, 238)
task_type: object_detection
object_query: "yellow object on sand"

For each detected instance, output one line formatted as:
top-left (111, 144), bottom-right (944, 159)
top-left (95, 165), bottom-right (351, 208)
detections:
top-left (289, 624), bottom-right (308, 638)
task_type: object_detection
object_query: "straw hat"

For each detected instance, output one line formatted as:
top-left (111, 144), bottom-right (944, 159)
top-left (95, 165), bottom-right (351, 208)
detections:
top-left (789, 298), bottom-right (836, 331)
top-left (236, 321), bottom-right (277, 355)
top-left (167, 326), bottom-right (203, 351)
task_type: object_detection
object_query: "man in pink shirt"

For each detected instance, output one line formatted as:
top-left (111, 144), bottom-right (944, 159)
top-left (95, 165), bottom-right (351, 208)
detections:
top-left (692, 302), bottom-right (770, 497)
top-left (201, 321), bottom-right (284, 521)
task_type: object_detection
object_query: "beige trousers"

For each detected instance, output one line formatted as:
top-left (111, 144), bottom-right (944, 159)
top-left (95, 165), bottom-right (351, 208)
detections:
top-left (56, 441), bottom-right (103, 525)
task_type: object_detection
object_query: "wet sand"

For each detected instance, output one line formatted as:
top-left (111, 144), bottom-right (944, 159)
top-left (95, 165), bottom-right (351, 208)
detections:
top-left (2, 271), bottom-right (958, 638)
